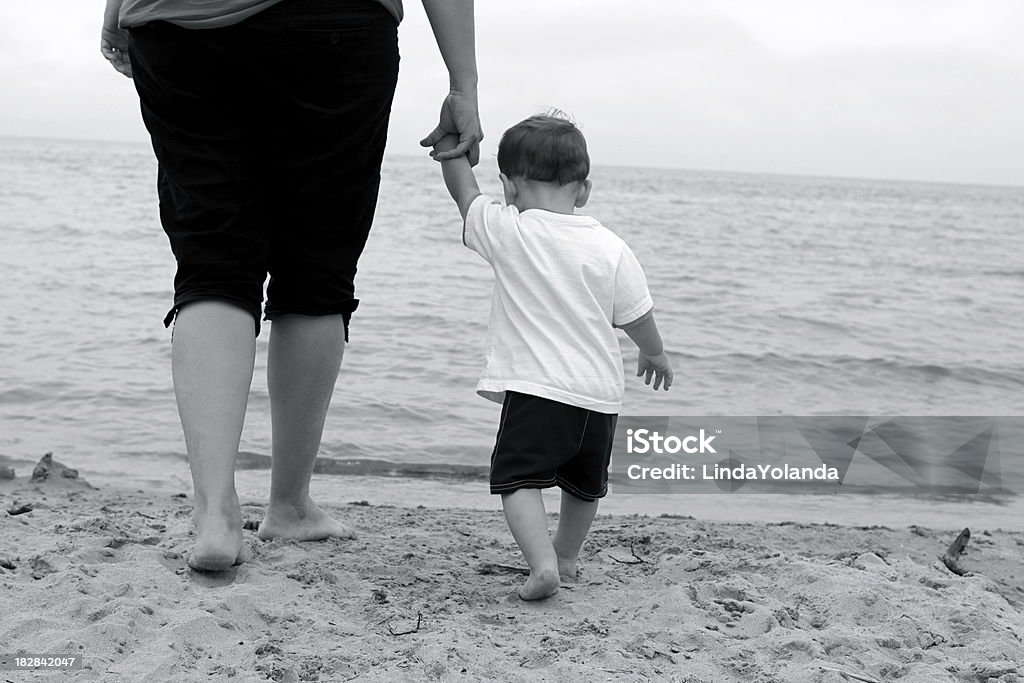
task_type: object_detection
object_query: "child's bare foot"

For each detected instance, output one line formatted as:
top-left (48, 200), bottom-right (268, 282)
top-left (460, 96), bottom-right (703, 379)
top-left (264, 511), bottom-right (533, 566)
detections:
top-left (518, 568), bottom-right (560, 601)
top-left (258, 496), bottom-right (356, 541)
top-left (557, 556), bottom-right (581, 583)
top-left (190, 503), bottom-right (246, 571)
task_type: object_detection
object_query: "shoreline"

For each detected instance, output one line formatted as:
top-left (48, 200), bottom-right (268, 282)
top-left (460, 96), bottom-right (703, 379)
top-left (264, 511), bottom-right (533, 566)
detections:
top-left (5, 447), bottom-right (1021, 533)
top-left (87, 466), bottom-right (1024, 534)
top-left (2, 462), bottom-right (1022, 681)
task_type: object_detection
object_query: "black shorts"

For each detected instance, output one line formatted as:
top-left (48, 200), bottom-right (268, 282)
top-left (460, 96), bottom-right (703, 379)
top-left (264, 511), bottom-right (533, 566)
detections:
top-left (128, 0), bottom-right (400, 338)
top-left (489, 392), bottom-right (617, 502)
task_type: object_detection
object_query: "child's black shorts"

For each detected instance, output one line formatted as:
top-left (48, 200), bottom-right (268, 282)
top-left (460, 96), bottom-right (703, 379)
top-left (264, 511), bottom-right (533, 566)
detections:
top-left (489, 391), bottom-right (617, 502)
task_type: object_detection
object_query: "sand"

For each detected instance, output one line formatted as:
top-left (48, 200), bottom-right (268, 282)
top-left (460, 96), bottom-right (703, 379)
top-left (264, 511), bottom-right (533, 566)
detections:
top-left (1, 457), bottom-right (1022, 682)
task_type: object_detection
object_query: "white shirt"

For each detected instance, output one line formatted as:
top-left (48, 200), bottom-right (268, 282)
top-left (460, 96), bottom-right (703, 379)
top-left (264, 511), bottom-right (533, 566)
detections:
top-left (464, 194), bottom-right (653, 414)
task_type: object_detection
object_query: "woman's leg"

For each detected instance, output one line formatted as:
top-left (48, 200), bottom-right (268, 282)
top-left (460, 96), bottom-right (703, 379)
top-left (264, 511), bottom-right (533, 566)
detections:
top-left (256, 1), bottom-right (400, 541)
top-left (130, 21), bottom-right (270, 568)
top-left (172, 301), bottom-right (255, 570)
top-left (257, 313), bottom-right (355, 540)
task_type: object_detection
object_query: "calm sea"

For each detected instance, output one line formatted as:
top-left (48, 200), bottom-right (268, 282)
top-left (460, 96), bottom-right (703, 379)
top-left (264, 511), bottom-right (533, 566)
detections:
top-left (1, 137), bottom-right (1022, 517)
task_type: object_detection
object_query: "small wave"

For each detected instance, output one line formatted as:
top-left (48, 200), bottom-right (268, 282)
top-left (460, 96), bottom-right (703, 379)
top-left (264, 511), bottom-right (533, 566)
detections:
top-left (775, 313), bottom-right (855, 333)
top-left (828, 355), bottom-right (1024, 388)
top-left (51, 222), bottom-right (86, 238)
top-left (0, 384), bottom-right (69, 404)
top-left (235, 451), bottom-right (488, 481)
top-left (834, 357), bottom-right (952, 378)
top-left (983, 269), bottom-right (1024, 280)
top-left (666, 351), bottom-right (1024, 387)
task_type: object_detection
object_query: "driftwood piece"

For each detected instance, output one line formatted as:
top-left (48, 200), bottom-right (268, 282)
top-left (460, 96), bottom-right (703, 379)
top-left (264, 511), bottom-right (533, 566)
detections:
top-left (477, 563), bottom-right (530, 576)
top-left (819, 665), bottom-right (881, 683)
top-left (608, 542), bottom-right (647, 565)
top-left (940, 528), bottom-right (970, 576)
top-left (387, 612), bottom-right (422, 636)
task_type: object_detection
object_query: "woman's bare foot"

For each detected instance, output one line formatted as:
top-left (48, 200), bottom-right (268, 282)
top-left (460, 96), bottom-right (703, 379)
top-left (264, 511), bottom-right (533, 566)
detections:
top-left (189, 502), bottom-right (246, 571)
top-left (519, 567), bottom-right (560, 601)
top-left (257, 496), bottom-right (356, 541)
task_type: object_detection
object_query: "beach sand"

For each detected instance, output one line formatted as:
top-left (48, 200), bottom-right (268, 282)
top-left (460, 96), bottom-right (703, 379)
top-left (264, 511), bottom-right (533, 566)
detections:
top-left (1, 457), bottom-right (1022, 682)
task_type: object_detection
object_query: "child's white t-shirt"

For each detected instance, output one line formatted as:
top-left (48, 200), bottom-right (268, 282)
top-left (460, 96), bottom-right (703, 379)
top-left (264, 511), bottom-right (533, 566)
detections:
top-left (464, 194), bottom-right (653, 414)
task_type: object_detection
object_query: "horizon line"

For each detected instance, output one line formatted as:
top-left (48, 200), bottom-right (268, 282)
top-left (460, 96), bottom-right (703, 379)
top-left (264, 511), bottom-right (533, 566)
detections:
top-left (2, 132), bottom-right (1020, 191)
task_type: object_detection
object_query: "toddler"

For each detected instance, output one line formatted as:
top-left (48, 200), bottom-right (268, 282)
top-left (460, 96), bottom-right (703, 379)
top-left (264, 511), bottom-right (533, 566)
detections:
top-left (433, 114), bottom-right (672, 600)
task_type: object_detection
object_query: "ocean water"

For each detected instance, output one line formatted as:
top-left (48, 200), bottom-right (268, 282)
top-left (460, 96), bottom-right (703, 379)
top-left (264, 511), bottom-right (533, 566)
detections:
top-left (1, 136), bottom-right (1022, 521)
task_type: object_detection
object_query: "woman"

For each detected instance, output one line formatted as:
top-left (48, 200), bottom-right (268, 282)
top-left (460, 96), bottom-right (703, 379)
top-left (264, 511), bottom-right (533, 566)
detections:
top-left (100, 0), bottom-right (482, 571)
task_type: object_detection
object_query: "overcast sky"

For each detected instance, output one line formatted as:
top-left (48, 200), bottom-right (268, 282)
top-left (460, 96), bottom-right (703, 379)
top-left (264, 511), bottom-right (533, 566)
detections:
top-left (2, 0), bottom-right (1022, 185)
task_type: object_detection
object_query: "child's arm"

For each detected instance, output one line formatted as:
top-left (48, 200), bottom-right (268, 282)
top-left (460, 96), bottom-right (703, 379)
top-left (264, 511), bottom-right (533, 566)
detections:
top-left (618, 311), bottom-right (673, 391)
top-left (432, 134), bottom-right (481, 221)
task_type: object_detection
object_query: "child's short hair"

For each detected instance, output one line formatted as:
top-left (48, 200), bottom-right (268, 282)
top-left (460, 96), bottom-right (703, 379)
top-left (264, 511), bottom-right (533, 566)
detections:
top-left (497, 113), bottom-right (590, 186)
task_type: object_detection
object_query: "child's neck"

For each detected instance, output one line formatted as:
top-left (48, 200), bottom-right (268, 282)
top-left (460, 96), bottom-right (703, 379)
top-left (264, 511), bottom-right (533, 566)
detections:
top-left (511, 181), bottom-right (579, 215)
top-left (513, 199), bottom-right (577, 214)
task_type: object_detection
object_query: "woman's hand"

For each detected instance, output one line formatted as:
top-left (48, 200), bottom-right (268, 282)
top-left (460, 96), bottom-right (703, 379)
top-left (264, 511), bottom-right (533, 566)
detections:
top-left (100, 0), bottom-right (133, 78)
top-left (420, 89), bottom-right (482, 165)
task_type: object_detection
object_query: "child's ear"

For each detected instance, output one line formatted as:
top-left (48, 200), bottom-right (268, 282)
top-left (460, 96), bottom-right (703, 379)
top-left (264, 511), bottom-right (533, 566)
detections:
top-left (499, 173), bottom-right (518, 202)
top-left (574, 179), bottom-right (593, 208)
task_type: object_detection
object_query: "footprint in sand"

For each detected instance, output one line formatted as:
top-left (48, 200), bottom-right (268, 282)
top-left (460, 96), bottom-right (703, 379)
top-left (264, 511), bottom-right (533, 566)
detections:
top-left (155, 549), bottom-right (246, 587)
top-left (188, 565), bottom-right (243, 588)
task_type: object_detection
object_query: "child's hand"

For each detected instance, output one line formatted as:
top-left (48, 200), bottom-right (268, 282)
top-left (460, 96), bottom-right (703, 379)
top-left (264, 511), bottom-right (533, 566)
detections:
top-left (637, 352), bottom-right (673, 391)
top-left (430, 134), bottom-right (462, 160)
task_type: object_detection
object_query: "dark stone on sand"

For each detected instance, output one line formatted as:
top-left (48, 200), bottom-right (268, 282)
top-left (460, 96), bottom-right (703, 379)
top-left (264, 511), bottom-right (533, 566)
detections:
top-left (31, 453), bottom-right (53, 481)
top-left (0, 556), bottom-right (15, 570)
top-left (7, 503), bottom-right (33, 516)
top-left (0, 465), bottom-right (15, 480)
top-left (29, 452), bottom-right (92, 488)
top-left (29, 556), bottom-right (57, 580)
top-left (941, 528), bottom-right (971, 576)
top-left (32, 452), bottom-right (80, 482)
